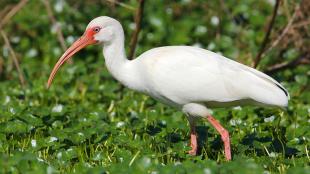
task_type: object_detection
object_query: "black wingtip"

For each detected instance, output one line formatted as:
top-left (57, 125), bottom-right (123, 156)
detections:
top-left (276, 84), bottom-right (288, 97)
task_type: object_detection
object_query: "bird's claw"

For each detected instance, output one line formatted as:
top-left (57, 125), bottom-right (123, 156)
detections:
top-left (188, 149), bottom-right (197, 156)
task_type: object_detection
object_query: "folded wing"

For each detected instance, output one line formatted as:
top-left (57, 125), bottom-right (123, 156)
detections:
top-left (139, 46), bottom-right (289, 108)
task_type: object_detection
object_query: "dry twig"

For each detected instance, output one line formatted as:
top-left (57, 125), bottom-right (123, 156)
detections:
top-left (128, 0), bottom-right (145, 59)
top-left (292, 19), bottom-right (310, 28)
top-left (104, 0), bottom-right (136, 11)
top-left (264, 5), bottom-right (299, 55)
top-left (0, 56), bottom-right (3, 75)
top-left (253, 0), bottom-right (281, 68)
top-left (42, 0), bottom-right (67, 51)
top-left (262, 0), bottom-right (309, 74)
top-left (264, 53), bottom-right (310, 74)
top-left (1, 30), bottom-right (26, 88)
top-left (0, 5), bottom-right (13, 20)
top-left (0, 0), bottom-right (28, 30)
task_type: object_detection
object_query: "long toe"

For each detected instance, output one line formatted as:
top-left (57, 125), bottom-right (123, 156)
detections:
top-left (188, 149), bottom-right (197, 156)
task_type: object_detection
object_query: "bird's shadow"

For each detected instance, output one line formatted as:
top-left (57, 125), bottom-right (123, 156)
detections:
top-left (196, 125), bottom-right (224, 158)
top-left (194, 126), bottom-right (299, 159)
top-left (241, 133), bottom-right (299, 157)
top-left (143, 121), bottom-right (299, 159)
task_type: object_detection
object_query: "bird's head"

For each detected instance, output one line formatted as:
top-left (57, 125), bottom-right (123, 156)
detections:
top-left (47, 16), bottom-right (122, 88)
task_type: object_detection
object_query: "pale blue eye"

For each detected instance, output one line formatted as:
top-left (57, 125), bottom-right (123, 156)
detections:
top-left (93, 27), bottom-right (101, 33)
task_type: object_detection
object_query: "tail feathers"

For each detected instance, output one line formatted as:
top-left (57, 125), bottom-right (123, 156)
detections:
top-left (240, 64), bottom-right (290, 103)
top-left (237, 64), bottom-right (289, 107)
top-left (275, 83), bottom-right (289, 99)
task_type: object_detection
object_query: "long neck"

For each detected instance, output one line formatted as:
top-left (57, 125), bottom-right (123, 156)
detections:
top-left (103, 31), bottom-right (128, 75)
top-left (102, 31), bottom-right (141, 90)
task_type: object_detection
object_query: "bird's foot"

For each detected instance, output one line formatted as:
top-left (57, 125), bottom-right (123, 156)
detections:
top-left (188, 149), bottom-right (197, 156)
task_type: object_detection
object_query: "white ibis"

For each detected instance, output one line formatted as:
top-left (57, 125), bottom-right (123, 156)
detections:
top-left (47, 16), bottom-right (289, 161)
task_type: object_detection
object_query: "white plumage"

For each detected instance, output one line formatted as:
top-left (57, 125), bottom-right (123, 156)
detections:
top-left (130, 46), bottom-right (288, 108)
top-left (47, 16), bottom-right (289, 161)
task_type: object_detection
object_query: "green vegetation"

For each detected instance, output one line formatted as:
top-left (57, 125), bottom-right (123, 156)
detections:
top-left (0, 0), bottom-right (309, 173)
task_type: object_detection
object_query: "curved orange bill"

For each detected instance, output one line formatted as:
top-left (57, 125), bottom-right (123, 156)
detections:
top-left (47, 35), bottom-right (96, 88)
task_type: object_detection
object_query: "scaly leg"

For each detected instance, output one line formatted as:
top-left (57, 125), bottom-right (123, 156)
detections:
top-left (187, 116), bottom-right (197, 155)
top-left (188, 123), bottom-right (198, 155)
top-left (206, 115), bottom-right (231, 161)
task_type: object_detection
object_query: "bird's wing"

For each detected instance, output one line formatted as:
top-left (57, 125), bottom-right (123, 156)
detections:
top-left (214, 51), bottom-right (289, 107)
top-left (136, 46), bottom-right (288, 107)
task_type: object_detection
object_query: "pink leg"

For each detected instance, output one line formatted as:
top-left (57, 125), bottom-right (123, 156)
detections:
top-left (188, 124), bottom-right (198, 155)
top-left (206, 115), bottom-right (231, 161)
top-left (186, 116), bottom-right (198, 155)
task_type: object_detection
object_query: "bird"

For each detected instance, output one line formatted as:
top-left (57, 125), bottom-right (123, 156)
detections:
top-left (47, 16), bottom-right (289, 161)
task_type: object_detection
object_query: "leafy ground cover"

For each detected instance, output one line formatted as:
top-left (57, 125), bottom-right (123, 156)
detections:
top-left (0, 0), bottom-right (309, 173)
top-left (0, 60), bottom-right (309, 173)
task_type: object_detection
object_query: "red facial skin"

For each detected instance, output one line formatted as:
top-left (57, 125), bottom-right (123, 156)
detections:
top-left (47, 27), bottom-right (100, 88)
